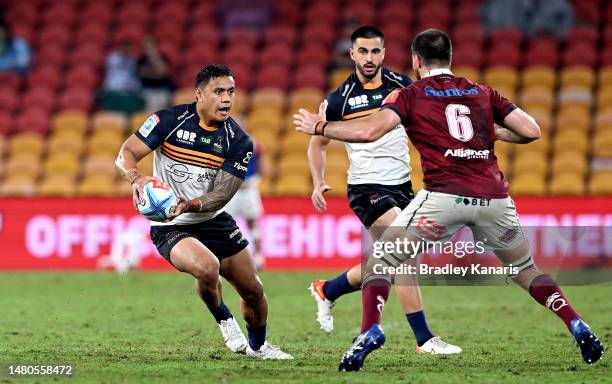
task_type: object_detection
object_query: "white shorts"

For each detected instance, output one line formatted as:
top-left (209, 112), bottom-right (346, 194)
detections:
top-left (224, 183), bottom-right (263, 220)
top-left (391, 189), bottom-right (526, 251)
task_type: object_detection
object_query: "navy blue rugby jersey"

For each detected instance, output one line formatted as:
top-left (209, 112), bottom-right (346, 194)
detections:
top-left (325, 67), bottom-right (414, 185)
top-left (135, 102), bottom-right (253, 225)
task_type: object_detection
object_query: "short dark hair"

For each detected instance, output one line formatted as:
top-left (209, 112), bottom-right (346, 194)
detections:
top-left (195, 64), bottom-right (234, 88)
top-left (411, 29), bottom-right (452, 67)
top-left (351, 26), bottom-right (384, 44)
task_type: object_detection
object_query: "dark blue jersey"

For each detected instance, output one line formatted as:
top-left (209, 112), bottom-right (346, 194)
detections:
top-left (135, 102), bottom-right (253, 224)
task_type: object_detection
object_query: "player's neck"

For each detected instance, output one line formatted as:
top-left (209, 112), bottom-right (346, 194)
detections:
top-left (420, 66), bottom-right (452, 78)
top-left (196, 109), bottom-right (221, 130)
top-left (356, 69), bottom-right (382, 88)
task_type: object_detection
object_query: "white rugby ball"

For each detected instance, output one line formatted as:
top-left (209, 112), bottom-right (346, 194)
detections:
top-left (137, 180), bottom-right (178, 222)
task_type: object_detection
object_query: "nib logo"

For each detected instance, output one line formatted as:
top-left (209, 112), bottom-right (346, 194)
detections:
top-left (376, 295), bottom-right (386, 314)
top-left (545, 292), bottom-right (568, 312)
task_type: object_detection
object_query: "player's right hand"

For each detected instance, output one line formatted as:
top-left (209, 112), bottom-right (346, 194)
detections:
top-left (311, 181), bottom-right (332, 212)
top-left (131, 175), bottom-right (156, 209)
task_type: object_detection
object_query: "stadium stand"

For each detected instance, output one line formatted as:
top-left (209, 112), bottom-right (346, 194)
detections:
top-left (0, 0), bottom-right (611, 197)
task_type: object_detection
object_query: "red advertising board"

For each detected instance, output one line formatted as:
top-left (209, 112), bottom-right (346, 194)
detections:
top-left (0, 197), bottom-right (610, 270)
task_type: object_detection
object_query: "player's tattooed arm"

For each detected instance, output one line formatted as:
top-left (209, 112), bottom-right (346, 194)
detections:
top-left (183, 170), bottom-right (244, 213)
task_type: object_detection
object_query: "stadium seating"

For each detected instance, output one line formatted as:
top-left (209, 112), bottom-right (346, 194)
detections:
top-left (0, 0), bottom-right (610, 198)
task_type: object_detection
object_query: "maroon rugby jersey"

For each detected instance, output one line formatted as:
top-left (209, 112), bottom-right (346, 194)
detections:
top-left (382, 70), bottom-right (517, 198)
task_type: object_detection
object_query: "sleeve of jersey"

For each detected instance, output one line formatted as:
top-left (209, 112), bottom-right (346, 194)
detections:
top-left (220, 135), bottom-right (254, 179)
top-left (134, 110), bottom-right (172, 150)
top-left (490, 88), bottom-right (518, 125)
top-left (324, 94), bottom-right (342, 121)
top-left (380, 88), bottom-right (409, 121)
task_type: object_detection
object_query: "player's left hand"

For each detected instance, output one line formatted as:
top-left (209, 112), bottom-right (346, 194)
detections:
top-left (294, 107), bottom-right (324, 135)
top-left (165, 196), bottom-right (192, 221)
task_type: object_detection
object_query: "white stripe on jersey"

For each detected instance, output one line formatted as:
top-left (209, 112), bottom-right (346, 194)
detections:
top-left (163, 113), bottom-right (195, 141)
top-left (384, 74), bottom-right (405, 88)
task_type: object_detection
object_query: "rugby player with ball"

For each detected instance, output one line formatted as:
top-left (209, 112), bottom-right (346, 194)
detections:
top-left (116, 64), bottom-right (292, 360)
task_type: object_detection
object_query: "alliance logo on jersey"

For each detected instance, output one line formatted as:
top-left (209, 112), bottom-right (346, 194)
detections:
top-left (348, 95), bottom-right (368, 109)
top-left (176, 129), bottom-right (196, 145)
top-left (444, 148), bottom-right (490, 160)
top-left (138, 114), bottom-right (159, 138)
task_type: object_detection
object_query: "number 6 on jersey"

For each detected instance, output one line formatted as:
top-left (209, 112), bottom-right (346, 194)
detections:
top-left (445, 103), bottom-right (473, 142)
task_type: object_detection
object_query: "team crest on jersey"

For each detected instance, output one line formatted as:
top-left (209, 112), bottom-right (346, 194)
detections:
top-left (213, 136), bottom-right (224, 153)
top-left (383, 89), bottom-right (400, 105)
top-left (138, 114), bottom-right (159, 137)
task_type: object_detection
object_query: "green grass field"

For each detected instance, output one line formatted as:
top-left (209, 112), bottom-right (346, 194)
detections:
top-left (0, 271), bottom-right (610, 383)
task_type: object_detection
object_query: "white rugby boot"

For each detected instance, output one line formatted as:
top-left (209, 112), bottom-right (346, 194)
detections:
top-left (416, 336), bottom-right (463, 354)
top-left (218, 317), bottom-right (248, 353)
top-left (246, 342), bottom-right (293, 360)
top-left (308, 279), bottom-right (334, 333)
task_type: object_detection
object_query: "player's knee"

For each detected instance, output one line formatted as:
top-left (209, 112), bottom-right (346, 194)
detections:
top-left (190, 259), bottom-right (220, 282)
top-left (242, 280), bottom-right (265, 304)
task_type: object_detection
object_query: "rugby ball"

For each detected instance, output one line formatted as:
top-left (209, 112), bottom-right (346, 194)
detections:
top-left (137, 180), bottom-right (178, 222)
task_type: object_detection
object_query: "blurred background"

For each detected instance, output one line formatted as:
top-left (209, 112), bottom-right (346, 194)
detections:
top-left (0, 0), bottom-right (610, 271)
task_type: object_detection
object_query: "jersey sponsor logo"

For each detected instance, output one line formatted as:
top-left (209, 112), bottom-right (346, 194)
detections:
top-left (348, 95), bottom-right (368, 108)
top-left (177, 110), bottom-right (189, 120)
top-left (200, 137), bottom-right (211, 144)
top-left (424, 86), bottom-right (479, 97)
top-left (444, 148), bottom-right (490, 160)
top-left (372, 93), bottom-right (383, 100)
top-left (233, 162), bottom-right (247, 172)
top-left (454, 197), bottom-right (492, 206)
top-left (341, 84), bottom-right (350, 96)
top-left (166, 163), bottom-right (216, 183)
top-left (382, 89), bottom-right (400, 105)
top-left (226, 123), bottom-right (236, 139)
top-left (167, 163), bottom-right (193, 183)
top-left (138, 114), bottom-right (159, 137)
top-left (369, 193), bottom-right (389, 205)
top-left (388, 71), bottom-right (403, 81)
top-left (243, 151), bottom-right (252, 164)
top-left (176, 129), bottom-right (196, 144)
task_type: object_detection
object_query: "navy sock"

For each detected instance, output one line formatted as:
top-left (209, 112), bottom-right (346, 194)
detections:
top-left (322, 271), bottom-right (359, 302)
top-left (406, 311), bottom-right (435, 346)
top-left (207, 299), bottom-right (233, 324)
top-left (246, 324), bottom-right (267, 351)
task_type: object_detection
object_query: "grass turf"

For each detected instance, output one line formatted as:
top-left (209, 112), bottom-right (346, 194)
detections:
top-left (0, 271), bottom-right (610, 383)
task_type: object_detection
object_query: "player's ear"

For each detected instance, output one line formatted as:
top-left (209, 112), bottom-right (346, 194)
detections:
top-left (195, 87), bottom-right (202, 103)
top-left (349, 47), bottom-right (355, 60)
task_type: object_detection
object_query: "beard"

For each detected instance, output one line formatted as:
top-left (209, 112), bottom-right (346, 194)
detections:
top-left (356, 62), bottom-right (381, 79)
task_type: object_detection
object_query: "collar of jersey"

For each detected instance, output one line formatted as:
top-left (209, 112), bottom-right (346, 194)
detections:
top-left (423, 68), bottom-right (454, 78)
top-left (352, 70), bottom-right (383, 90)
top-left (199, 121), bottom-right (218, 131)
top-left (361, 80), bottom-right (383, 89)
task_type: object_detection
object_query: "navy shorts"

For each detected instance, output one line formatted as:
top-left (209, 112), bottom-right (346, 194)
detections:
top-left (347, 181), bottom-right (415, 228)
top-left (150, 212), bottom-right (249, 266)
